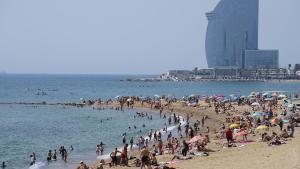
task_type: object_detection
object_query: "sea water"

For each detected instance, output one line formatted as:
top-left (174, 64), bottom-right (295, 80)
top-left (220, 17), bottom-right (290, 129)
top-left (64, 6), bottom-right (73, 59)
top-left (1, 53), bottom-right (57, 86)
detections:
top-left (0, 74), bottom-right (300, 169)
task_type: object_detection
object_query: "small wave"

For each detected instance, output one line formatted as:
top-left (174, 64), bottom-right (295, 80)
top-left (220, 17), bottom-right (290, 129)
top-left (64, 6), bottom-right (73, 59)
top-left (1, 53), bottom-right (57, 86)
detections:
top-left (97, 116), bottom-right (186, 161)
top-left (28, 161), bottom-right (46, 169)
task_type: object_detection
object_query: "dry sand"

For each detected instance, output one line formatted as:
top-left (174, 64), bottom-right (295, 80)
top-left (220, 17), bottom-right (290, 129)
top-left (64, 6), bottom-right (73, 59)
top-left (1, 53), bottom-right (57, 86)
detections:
top-left (92, 101), bottom-right (300, 169)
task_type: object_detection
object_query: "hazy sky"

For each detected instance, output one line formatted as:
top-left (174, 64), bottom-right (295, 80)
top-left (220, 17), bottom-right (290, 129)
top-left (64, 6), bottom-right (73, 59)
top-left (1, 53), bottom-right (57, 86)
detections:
top-left (0, 0), bottom-right (299, 74)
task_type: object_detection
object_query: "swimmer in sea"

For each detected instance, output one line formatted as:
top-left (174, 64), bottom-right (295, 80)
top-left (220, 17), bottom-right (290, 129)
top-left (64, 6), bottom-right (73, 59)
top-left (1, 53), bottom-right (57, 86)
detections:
top-left (2, 162), bottom-right (6, 168)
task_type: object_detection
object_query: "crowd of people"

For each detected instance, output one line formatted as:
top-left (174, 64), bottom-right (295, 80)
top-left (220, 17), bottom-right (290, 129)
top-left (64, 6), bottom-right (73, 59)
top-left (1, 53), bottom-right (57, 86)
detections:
top-left (24, 92), bottom-right (299, 169)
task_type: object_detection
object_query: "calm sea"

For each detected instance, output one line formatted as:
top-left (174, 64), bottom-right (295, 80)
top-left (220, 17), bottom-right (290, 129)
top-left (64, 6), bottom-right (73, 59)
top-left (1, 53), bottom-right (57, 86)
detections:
top-left (0, 74), bottom-right (300, 169)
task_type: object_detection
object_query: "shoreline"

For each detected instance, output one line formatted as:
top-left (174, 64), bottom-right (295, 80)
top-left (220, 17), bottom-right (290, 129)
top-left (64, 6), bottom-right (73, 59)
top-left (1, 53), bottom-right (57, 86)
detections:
top-left (86, 98), bottom-right (299, 169)
top-left (3, 93), bottom-right (299, 169)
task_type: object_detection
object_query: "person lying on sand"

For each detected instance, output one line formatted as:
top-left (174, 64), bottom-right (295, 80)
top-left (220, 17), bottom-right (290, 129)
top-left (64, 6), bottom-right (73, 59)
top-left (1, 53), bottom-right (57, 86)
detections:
top-left (268, 132), bottom-right (285, 146)
top-left (196, 142), bottom-right (215, 152)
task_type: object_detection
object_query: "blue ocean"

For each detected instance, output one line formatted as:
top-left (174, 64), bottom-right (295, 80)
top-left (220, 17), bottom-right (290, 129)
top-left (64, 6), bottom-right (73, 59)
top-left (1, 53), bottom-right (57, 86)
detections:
top-left (0, 74), bottom-right (300, 169)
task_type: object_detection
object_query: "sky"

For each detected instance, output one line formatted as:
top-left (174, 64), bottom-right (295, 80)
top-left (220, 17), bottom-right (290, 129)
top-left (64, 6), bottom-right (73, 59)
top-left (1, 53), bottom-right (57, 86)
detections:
top-left (0, 0), bottom-right (299, 74)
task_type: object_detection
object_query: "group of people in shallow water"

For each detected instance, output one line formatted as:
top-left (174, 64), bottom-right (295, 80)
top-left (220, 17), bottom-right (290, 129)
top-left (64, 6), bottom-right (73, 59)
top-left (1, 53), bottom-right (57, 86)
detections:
top-left (29, 145), bottom-right (73, 166)
top-left (24, 94), bottom-right (298, 169)
top-left (85, 109), bottom-right (213, 169)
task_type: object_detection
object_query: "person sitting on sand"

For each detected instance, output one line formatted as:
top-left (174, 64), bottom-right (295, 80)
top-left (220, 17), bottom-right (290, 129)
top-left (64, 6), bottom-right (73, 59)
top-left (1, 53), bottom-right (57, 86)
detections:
top-left (196, 142), bottom-right (215, 153)
top-left (262, 132), bottom-right (272, 142)
top-left (268, 132), bottom-right (282, 146)
top-left (77, 161), bottom-right (89, 169)
top-left (140, 146), bottom-right (152, 169)
top-left (151, 153), bottom-right (158, 166)
top-left (280, 129), bottom-right (289, 139)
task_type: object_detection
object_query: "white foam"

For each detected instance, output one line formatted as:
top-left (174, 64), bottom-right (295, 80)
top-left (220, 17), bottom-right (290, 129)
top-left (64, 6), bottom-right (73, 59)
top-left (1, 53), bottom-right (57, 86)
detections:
top-left (28, 161), bottom-right (46, 169)
top-left (97, 116), bottom-right (186, 161)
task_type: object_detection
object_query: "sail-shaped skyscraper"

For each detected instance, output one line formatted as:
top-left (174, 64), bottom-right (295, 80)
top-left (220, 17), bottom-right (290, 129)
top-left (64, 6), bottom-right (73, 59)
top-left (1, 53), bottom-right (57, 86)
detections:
top-left (205, 0), bottom-right (279, 69)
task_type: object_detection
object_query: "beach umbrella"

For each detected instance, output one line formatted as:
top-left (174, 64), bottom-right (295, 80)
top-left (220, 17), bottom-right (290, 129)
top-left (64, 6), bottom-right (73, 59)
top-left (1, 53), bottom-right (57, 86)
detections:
top-left (287, 104), bottom-right (294, 108)
top-left (251, 102), bottom-right (260, 107)
top-left (278, 94), bottom-right (287, 99)
top-left (262, 92), bottom-right (270, 96)
top-left (262, 112), bottom-right (270, 116)
top-left (256, 125), bottom-right (268, 130)
top-left (229, 94), bottom-right (236, 98)
top-left (189, 94), bottom-right (196, 97)
top-left (234, 131), bottom-right (248, 137)
top-left (187, 135), bottom-right (206, 144)
top-left (229, 124), bottom-right (239, 129)
top-left (264, 98), bottom-right (273, 101)
top-left (154, 94), bottom-right (160, 98)
top-left (252, 112), bottom-right (261, 117)
top-left (282, 119), bottom-right (289, 123)
top-left (222, 99), bottom-right (230, 103)
top-left (248, 95), bottom-right (254, 98)
top-left (271, 118), bottom-right (279, 124)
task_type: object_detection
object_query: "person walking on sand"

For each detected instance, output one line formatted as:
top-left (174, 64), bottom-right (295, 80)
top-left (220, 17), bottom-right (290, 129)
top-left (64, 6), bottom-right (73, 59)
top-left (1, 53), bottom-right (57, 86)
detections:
top-left (177, 123), bottom-right (182, 135)
top-left (182, 140), bottom-right (189, 157)
top-left (140, 146), bottom-right (152, 169)
top-left (110, 148), bottom-right (121, 167)
top-left (225, 128), bottom-right (233, 146)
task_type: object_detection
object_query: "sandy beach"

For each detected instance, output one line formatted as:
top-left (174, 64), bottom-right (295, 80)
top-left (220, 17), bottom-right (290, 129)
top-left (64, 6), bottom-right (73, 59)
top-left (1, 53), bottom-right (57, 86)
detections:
top-left (85, 96), bottom-right (300, 169)
top-left (109, 131), bottom-right (300, 169)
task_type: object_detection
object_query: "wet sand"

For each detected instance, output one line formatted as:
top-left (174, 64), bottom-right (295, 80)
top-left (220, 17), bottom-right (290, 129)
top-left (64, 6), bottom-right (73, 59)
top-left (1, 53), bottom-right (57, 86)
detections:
top-left (87, 100), bottom-right (300, 169)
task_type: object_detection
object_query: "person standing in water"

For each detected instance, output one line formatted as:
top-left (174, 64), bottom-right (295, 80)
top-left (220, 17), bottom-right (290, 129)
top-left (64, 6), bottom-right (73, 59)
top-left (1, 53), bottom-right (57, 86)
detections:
top-left (63, 149), bottom-right (68, 162)
top-left (122, 134), bottom-right (126, 144)
top-left (2, 162), bottom-right (6, 168)
top-left (47, 150), bottom-right (52, 162)
top-left (30, 152), bottom-right (36, 166)
top-left (130, 137), bottom-right (134, 150)
top-left (53, 149), bottom-right (57, 160)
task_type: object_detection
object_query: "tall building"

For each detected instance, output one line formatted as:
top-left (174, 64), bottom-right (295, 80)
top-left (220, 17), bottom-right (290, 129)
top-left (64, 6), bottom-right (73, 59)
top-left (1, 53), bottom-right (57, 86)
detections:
top-left (205, 0), bottom-right (279, 69)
